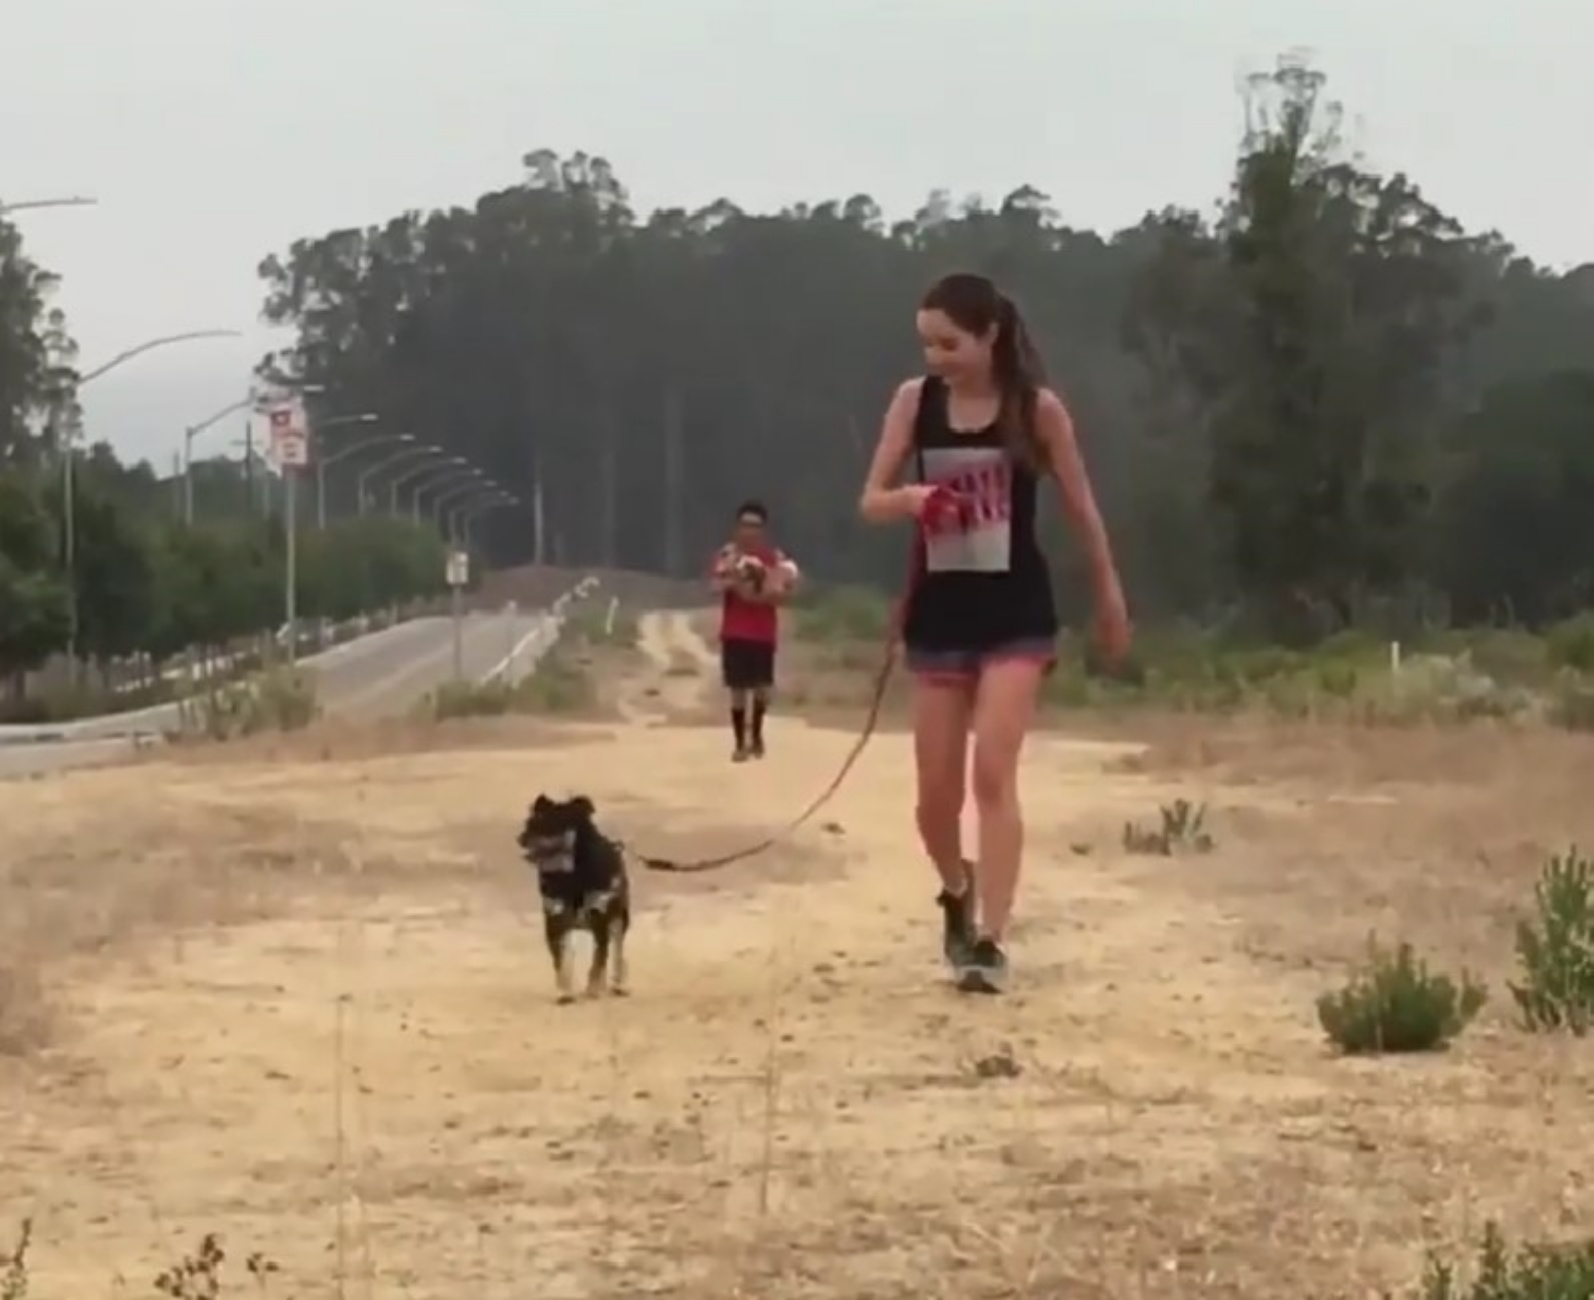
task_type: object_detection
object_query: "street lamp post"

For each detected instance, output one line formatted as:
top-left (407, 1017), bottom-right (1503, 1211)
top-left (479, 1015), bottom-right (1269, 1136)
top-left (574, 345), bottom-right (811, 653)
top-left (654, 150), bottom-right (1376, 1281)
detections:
top-left (183, 396), bottom-right (254, 524)
top-left (411, 465), bottom-right (482, 524)
top-left (389, 456), bottom-right (467, 518)
top-left (357, 445), bottom-right (444, 516)
top-left (63, 328), bottom-right (242, 674)
top-left (432, 479), bottom-right (494, 533)
top-left (312, 421), bottom-right (395, 527)
top-left (453, 493), bottom-right (517, 547)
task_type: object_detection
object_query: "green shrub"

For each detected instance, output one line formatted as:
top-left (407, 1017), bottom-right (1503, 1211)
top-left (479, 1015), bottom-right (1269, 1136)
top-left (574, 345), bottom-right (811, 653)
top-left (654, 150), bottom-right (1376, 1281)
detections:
top-left (1545, 613), bottom-right (1594, 674)
top-left (1410, 1222), bottom-right (1594, 1299)
top-left (173, 667), bottom-right (319, 741)
top-left (427, 679), bottom-right (516, 720)
top-left (794, 584), bottom-right (893, 643)
top-left (1547, 674), bottom-right (1594, 732)
top-left (564, 600), bottom-right (639, 648)
top-left (512, 654), bottom-right (593, 712)
top-left (1317, 938), bottom-right (1486, 1055)
top-left (421, 653), bottom-right (594, 721)
top-left (1511, 847), bottom-right (1594, 1034)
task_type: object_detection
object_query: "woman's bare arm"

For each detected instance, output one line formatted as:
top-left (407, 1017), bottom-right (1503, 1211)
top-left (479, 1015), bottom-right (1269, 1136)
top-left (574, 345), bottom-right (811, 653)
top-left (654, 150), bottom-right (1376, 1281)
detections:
top-left (1034, 389), bottom-right (1120, 595)
top-left (857, 379), bottom-right (928, 523)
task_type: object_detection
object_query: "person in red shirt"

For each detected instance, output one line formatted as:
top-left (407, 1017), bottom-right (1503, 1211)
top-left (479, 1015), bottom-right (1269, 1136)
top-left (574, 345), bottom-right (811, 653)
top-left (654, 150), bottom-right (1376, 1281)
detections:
top-left (711, 499), bottom-right (800, 762)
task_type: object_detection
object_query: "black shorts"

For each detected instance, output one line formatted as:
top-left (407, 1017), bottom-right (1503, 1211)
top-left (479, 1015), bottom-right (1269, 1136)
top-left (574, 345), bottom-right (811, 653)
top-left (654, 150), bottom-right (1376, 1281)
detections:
top-left (721, 638), bottom-right (776, 691)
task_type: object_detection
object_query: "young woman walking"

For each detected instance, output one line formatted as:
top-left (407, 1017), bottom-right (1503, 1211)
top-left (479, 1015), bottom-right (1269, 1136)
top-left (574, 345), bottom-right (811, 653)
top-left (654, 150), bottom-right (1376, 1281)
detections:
top-left (858, 272), bottom-right (1130, 993)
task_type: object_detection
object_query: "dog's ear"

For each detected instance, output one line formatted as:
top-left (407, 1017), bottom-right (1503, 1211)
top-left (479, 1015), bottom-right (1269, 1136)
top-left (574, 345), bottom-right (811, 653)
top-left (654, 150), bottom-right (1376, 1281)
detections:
top-left (532, 794), bottom-right (552, 813)
top-left (571, 795), bottom-right (596, 819)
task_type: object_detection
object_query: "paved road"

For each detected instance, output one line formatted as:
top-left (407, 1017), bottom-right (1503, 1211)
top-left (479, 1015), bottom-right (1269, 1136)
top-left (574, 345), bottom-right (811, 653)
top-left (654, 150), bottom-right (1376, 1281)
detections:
top-left (0, 604), bottom-right (560, 779)
top-left (318, 608), bottom-right (550, 722)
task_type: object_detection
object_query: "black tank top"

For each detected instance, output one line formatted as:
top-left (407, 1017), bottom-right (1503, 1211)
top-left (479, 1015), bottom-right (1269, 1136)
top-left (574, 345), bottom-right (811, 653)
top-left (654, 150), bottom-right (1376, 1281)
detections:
top-left (900, 376), bottom-right (1058, 652)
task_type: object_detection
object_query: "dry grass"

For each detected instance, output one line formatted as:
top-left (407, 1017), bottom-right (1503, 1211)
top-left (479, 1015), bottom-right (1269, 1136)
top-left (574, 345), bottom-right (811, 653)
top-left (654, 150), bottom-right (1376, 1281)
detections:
top-left (3, 614), bottom-right (1593, 1298)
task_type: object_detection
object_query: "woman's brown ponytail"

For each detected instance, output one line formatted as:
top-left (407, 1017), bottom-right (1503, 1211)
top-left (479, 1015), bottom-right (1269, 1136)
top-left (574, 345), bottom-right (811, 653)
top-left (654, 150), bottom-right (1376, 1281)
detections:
top-left (991, 294), bottom-right (1047, 471)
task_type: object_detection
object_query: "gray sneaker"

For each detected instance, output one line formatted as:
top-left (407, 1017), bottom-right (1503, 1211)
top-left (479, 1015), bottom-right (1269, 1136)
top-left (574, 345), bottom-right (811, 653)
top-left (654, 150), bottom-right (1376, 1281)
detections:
top-left (935, 861), bottom-right (977, 972)
top-left (957, 938), bottom-right (1008, 995)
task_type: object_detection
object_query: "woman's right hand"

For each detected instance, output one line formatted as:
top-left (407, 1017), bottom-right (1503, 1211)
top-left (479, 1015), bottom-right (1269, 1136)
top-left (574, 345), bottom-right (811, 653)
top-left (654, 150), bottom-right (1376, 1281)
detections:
top-left (895, 484), bottom-right (941, 519)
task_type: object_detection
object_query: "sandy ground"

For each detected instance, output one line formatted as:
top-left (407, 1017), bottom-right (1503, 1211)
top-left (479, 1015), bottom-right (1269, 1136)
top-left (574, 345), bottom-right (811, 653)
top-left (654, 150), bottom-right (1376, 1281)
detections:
top-left (3, 612), bottom-right (1593, 1299)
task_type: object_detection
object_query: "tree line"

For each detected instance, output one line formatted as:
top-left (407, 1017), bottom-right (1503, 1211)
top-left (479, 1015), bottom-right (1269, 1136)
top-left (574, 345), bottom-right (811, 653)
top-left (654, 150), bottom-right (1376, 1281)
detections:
top-left (0, 448), bottom-right (449, 708)
top-left (0, 355), bottom-right (449, 708)
top-left (2, 220), bottom-right (463, 710)
top-left (249, 54), bottom-right (1594, 640)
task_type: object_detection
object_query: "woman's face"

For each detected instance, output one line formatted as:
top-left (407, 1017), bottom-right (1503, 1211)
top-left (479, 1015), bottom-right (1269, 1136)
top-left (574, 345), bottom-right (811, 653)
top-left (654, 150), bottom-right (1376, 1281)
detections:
top-left (916, 308), bottom-right (994, 383)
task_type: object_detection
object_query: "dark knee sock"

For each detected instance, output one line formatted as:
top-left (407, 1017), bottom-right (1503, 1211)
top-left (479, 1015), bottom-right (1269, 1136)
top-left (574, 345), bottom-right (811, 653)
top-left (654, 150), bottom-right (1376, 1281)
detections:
top-left (751, 697), bottom-right (767, 743)
top-left (731, 706), bottom-right (747, 748)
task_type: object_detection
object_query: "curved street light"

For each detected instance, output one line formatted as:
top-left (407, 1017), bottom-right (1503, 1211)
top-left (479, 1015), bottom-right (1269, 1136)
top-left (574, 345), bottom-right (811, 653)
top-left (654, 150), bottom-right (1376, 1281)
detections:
top-left (0, 196), bottom-right (97, 216)
top-left (356, 444), bottom-right (443, 515)
top-left (309, 418), bottom-right (389, 527)
top-left (411, 465), bottom-right (483, 524)
top-left (432, 477), bottom-right (497, 529)
top-left (62, 327), bottom-right (244, 675)
top-left (391, 455), bottom-right (468, 518)
top-left (181, 396), bottom-right (255, 524)
top-left (452, 491), bottom-right (518, 547)
top-left (78, 329), bottom-right (242, 387)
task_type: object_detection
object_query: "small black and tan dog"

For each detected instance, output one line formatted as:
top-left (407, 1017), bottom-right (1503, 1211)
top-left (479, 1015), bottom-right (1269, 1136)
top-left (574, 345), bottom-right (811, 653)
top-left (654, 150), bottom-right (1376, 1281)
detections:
top-left (516, 793), bottom-right (631, 1003)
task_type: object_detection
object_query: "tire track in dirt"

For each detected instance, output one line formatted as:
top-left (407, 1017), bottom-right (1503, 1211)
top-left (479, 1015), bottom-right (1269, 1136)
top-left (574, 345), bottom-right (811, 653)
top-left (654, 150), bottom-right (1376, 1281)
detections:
top-left (617, 610), bottom-right (719, 724)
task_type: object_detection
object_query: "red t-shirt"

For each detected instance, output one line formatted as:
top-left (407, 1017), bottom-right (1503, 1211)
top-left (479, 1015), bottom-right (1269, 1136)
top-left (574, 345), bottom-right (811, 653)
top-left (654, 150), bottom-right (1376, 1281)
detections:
top-left (713, 543), bottom-right (791, 645)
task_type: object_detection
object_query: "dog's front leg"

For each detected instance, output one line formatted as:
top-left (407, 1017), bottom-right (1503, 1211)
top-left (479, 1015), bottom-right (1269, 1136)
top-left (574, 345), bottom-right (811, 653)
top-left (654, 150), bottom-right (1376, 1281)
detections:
top-left (544, 906), bottom-right (575, 1004)
top-left (586, 910), bottom-right (612, 999)
top-left (609, 910), bottom-right (629, 997)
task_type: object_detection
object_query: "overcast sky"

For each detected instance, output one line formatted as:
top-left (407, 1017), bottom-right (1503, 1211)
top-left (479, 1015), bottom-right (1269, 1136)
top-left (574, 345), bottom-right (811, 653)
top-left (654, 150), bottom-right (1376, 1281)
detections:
top-left (4, 0), bottom-right (1589, 470)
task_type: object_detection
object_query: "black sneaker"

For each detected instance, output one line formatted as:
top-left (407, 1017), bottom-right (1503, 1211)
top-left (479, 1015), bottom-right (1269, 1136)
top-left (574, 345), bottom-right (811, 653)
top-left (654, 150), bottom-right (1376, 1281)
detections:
top-left (935, 861), bottom-right (976, 972)
top-left (957, 938), bottom-right (1008, 995)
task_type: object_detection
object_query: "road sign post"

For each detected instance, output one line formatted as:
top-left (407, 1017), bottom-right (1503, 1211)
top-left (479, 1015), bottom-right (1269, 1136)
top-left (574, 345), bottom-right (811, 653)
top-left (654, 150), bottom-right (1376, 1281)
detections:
top-left (268, 401), bottom-right (310, 664)
top-left (446, 548), bottom-right (469, 681)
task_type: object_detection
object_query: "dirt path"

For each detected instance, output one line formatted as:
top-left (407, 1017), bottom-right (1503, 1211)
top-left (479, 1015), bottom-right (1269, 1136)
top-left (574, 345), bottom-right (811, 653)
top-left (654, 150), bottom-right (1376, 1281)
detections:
top-left (618, 609), bottom-right (719, 724)
top-left (4, 677), bottom-right (1591, 1296)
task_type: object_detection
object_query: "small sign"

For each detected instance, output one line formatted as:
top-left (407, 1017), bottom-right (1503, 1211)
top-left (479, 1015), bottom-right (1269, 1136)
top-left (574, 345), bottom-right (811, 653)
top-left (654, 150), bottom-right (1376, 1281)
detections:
top-left (267, 402), bottom-right (309, 467)
top-left (446, 549), bottom-right (470, 587)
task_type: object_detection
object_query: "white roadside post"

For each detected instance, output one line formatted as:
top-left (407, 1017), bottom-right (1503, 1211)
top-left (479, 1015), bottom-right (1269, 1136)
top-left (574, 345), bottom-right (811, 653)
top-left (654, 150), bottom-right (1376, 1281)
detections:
top-left (267, 400), bottom-right (310, 664)
top-left (505, 599), bottom-right (518, 678)
top-left (446, 547), bottom-right (470, 681)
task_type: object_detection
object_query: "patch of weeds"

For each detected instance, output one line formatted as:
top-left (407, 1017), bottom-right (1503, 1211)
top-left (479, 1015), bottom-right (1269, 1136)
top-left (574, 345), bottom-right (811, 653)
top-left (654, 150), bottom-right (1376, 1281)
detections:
top-left (1317, 937), bottom-right (1486, 1055)
top-left (1511, 846), bottom-right (1594, 1035)
top-left (172, 667), bottom-right (319, 741)
top-left (512, 652), bottom-right (594, 712)
top-left (1408, 1221), bottom-right (1594, 1299)
top-left (565, 600), bottom-right (639, 648)
top-left (1544, 612), bottom-right (1594, 675)
top-left (1547, 672), bottom-right (1594, 732)
top-left (154, 1233), bottom-right (279, 1299)
top-left (3, 1220), bottom-right (30, 1300)
top-left (793, 584), bottom-right (893, 643)
top-left (426, 679), bottom-right (515, 720)
top-left (1122, 799), bottom-right (1214, 856)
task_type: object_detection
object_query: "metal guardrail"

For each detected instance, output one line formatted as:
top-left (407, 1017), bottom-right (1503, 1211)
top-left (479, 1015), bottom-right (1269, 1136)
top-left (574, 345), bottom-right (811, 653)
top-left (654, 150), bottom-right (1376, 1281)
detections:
top-left (479, 576), bottom-right (600, 687)
top-left (0, 609), bottom-right (426, 746)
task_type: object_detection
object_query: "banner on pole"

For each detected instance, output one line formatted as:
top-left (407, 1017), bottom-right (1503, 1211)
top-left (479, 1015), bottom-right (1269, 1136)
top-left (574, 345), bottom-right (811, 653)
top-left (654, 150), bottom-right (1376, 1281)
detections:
top-left (266, 401), bottom-right (309, 468)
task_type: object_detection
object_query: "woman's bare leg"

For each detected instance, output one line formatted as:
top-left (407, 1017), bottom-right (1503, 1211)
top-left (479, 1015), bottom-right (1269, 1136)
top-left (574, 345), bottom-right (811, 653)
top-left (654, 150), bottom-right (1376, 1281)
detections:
top-left (969, 657), bottom-right (1047, 943)
top-left (911, 674), bottom-right (974, 892)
